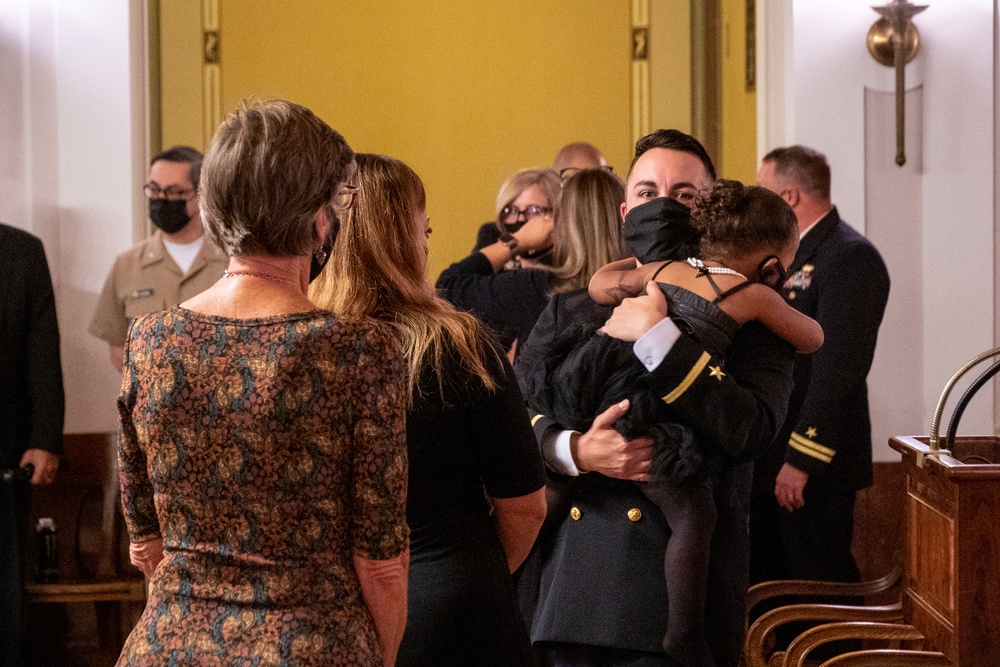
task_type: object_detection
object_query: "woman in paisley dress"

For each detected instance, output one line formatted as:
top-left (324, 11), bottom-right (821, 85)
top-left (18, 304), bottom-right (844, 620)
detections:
top-left (116, 100), bottom-right (409, 667)
top-left (310, 153), bottom-right (547, 666)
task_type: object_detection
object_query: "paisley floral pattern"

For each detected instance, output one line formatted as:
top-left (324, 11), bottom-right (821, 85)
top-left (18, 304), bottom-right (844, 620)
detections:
top-left (116, 307), bottom-right (408, 666)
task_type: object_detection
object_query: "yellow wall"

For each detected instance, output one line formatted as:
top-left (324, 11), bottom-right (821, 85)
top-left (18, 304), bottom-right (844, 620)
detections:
top-left (215, 2), bottom-right (632, 280)
top-left (650, 0), bottom-right (692, 135)
top-left (159, 0), bottom-right (205, 151)
top-left (156, 2), bottom-right (759, 275)
top-left (719, 0), bottom-right (757, 183)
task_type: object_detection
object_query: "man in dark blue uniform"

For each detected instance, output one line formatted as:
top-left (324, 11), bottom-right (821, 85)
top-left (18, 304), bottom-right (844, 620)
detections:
top-left (1, 222), bottom-right (65, 666)
top-left (515, 130), bottom-right (797, 667)
top-left (750, 145), bottom-right (890, 588)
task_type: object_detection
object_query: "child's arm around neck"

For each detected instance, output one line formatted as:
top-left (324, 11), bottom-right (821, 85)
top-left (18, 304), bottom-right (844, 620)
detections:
top-left (720, 284), bottom-right (824, 353)
top-left (589, 258), bottom-right (663, 305)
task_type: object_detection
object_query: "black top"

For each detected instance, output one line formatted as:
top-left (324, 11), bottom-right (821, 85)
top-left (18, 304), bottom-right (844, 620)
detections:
top-left (435, 250), bottom-right (558, 352)
top-left (472, 221), bottom-right (501, 252)
top-left (0, 223), bottom-right (64, 469)
top-left (397, 333), bottom-right (546, 666)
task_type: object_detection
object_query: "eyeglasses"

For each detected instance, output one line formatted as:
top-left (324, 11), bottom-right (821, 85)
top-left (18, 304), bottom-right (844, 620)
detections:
top-left (332, 184), bottom-right (359, 211)
top-left (143, 184), bottom-right (195, 201)
top-left (558, 165), bottom-right (615, 182)
top-left (500, 204), bottom-right (552, 223)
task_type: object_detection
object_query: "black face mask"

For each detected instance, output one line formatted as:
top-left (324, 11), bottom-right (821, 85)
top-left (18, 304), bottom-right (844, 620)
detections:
top-left (309, 212), bottom-right (341, 283)
top-left (622, 197), bottom-right (701, 265)
top-left (148, 198), bottom-right (192, 234)
top-left (496, 217), bottom-right (524, 236)
top-left (754, 255), bottom-right (789, 290)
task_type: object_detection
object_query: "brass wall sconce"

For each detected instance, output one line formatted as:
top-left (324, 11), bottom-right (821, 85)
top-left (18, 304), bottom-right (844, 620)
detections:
top-left (866, 0), bottom-right (928, 166)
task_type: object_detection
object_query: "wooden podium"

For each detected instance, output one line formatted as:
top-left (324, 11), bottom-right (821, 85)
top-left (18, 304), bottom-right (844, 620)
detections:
top-left (889, 435), bottom-right (1000, 666)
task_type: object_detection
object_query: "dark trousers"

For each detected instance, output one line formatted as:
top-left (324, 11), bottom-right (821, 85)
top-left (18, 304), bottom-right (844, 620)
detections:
top-left (749, 476), bottom-right (860, 585)
top-left (1, 483), bottom-right (29, 667)
top-left (704, 463), bottom-right (752, 667)
top-left (748, 476), bottom-right (861, 658)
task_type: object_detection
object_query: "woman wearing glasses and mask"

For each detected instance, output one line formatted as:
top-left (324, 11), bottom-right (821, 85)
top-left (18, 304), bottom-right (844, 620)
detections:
top-left (116, 100), bottom-right (409, 667)
top-left (311, 153), bottom-right (547, 666)
top-left (438, 168), bottom-right (627, 359)
top-left (471, 168), bottom-right (561, 254)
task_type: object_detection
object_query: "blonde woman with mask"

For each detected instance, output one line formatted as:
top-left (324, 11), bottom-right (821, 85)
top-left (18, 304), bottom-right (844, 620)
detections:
top-left (438, 168), bottom-right (627, 358)
top-left (311, 154), bottom-right (547, 666)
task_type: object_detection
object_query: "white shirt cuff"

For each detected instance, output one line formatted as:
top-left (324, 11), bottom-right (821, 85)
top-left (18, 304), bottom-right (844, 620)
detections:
top-left (543, 429), bottom-right (581, 476)
top-left (632, 317), bottom-right (682, 371)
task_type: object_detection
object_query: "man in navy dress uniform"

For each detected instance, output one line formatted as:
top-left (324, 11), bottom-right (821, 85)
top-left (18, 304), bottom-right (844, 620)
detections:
top-left (516, 130), bottom-right (797, 667)
top-left (750, 145), bottom-right (890, 589)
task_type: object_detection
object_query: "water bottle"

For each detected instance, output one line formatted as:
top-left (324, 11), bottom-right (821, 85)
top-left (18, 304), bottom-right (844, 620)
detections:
top-left (36, 517), bottom-right (58, 583)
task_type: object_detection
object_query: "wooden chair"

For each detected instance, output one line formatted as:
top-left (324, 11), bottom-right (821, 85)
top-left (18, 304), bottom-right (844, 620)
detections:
top-left (743, 562), bottom-right (904, 667)
top-left (782, 621), bottom-right (935, 667)
top-left (24, 433), bottom-right (146, 656)
top-left (746, 560), bottom-right (902, 624)
top-left (819, 649), bottom-right (952, 666)
top-left (745, 602), bottom-right (904, 667)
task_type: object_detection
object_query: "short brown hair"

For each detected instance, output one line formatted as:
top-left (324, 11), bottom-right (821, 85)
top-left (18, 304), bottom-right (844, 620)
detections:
top-left (630, 129), bottom-right (716, 181)
top-left (200, 99), bottom-right (354, 257)
top-left (762, 145), bottom-right (831, 201)
top-left (151, 146), bottom-right (203, 190)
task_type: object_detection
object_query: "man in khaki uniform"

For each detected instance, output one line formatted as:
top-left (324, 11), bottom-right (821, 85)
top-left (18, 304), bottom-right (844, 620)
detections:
top-left (90, 146), bottom-right (227, 372)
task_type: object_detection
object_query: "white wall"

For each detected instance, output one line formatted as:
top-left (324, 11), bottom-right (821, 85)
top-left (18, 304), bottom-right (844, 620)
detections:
top-left (0, 0), bottom-right (141, 434)
top-left (761, 0), bottom-right (997, 460)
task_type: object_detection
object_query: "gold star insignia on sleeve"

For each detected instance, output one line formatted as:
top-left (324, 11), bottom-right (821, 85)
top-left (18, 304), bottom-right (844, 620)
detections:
top-left (708, 365), bottom-right (726, 381)
top-left (805, 426), bottom-right (818, 438)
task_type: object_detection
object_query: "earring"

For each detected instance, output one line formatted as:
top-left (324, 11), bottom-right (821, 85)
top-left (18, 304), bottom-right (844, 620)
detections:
top-left (314, 246), bottom-right (328, 265)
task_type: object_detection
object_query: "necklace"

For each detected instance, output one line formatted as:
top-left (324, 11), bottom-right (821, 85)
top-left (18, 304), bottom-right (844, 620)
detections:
top-left (686, 257), bottom-right (747, 280)
top-left (224, 270), bottom-right (298, 287)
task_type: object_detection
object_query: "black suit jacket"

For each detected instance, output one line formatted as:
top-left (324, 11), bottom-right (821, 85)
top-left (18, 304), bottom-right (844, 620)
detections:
top-left (435, 250), bottom-right (556, 353)
top-left (758, 208), bottom-right (890, 490)
top-left (515, 288), bottom-right (795, 653)
top-left (0, 223), bottom-right (64, 469)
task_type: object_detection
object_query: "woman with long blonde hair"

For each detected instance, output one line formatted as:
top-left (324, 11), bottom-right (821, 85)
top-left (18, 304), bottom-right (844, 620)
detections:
top-left (311, 154), bottom-right (547, 666)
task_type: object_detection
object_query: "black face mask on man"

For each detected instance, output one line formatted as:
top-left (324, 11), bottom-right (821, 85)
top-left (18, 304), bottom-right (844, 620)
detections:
top-left (309, 211), bottom-right (341, 283)
top-left (622, 197), bottom-right (701, 265)
top-left (148, 198), bottom-right (192, 235)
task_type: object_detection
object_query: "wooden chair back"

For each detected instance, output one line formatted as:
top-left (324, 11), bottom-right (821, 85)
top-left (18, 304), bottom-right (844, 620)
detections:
top-left (24, 432), bottom-right (145, 654)
top-left (818, 649), bottom-right (952, 666)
